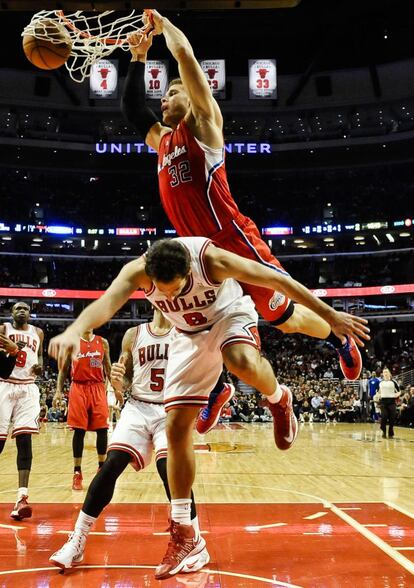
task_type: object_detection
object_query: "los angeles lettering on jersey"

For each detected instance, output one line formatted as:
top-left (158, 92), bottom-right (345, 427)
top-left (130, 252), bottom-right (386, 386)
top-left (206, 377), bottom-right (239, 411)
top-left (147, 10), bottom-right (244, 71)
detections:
top-left (154, 290), bottom-right (216, 314)
top-left (138, 343), bottom-right (169, 367)
top-left (76, 350), bottom-right (101, 360)
top-left (9, 333), bottom-right (38, 353)
top-left (158, 144), bottom-right (187, 173)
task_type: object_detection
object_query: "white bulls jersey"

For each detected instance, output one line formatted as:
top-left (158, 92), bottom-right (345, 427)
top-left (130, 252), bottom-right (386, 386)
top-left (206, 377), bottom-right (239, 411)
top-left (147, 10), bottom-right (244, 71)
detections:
top-left (145, 237), bottom-right (245, 332)
top-left (131, 322), bottom-right (174, 403)
top-left (1, 323), bottom-right (40, 384)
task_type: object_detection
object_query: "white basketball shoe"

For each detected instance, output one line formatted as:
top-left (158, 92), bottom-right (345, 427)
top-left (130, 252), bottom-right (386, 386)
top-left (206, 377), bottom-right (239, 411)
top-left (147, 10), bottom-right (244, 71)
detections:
top-left (49, 531), bottom-right (86, 570)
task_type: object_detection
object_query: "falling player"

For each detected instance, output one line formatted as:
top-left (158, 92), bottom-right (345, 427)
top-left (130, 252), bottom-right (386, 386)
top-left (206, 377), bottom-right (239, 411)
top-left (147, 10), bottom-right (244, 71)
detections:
top-left (122, 9), bottom-right (364, 431)
top-left (48, 236), bottom-right (369, 579)
top-left (0, 302), bottom-right (43, 520)
top-left (54, 328), bottom-right (111, 490)
top-left (49, 309), bottom-right (209, 573)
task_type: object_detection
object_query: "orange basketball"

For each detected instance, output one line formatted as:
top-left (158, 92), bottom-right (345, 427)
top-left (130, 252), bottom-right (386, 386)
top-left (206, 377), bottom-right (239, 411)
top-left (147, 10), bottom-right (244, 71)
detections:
top-left (22, 19), bottom-right (72, 70)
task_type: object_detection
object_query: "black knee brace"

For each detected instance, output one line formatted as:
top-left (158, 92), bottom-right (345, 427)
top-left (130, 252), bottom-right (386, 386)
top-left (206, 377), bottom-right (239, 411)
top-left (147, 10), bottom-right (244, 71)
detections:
top-left (83, 450), bottom-right (131, 518)
top-left (95, 428), bottom-right (108, 456)
top-left (0, 439), bottom-right (5, 454)
top-left (16, 434), bottom-right (32, 470)
top-left (156, 457), bottom-right (197, 520)
top-left (72, 428), bottom-right (86, 459)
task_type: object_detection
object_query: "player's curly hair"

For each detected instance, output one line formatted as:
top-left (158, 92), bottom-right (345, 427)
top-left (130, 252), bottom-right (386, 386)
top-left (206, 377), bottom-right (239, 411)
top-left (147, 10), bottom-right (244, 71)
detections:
top-left (145, 239), bottom-right (190, 282)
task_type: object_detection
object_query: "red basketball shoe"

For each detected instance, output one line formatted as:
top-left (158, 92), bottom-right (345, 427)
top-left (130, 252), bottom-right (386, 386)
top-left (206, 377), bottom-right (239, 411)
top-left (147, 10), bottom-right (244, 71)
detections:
top-left (10, 495), bottom-right (32, 521)
top-left (337, 336), bottom-right (362, 380)
top-left (268, 385), bottom-right (298, 451)
top-left (72, 472), bottom-right (83, 491)
top-left (155, 521), bottom-right (206, 580)
top-left (196, 383), bottom-right (235, 435)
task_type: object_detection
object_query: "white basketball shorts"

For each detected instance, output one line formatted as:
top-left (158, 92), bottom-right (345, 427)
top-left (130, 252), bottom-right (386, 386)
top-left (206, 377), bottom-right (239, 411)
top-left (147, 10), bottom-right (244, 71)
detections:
top-left (0, 381), bottom-right (40, 439)
top-left (164, 295), bottom-right (259, 411)
top-left (107, 397), bottom-right (167, 471)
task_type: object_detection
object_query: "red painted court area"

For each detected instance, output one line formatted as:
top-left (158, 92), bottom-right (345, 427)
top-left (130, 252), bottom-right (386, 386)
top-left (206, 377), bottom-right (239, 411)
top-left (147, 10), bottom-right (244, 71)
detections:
top-left (1, 502), bottom-right (413, 587)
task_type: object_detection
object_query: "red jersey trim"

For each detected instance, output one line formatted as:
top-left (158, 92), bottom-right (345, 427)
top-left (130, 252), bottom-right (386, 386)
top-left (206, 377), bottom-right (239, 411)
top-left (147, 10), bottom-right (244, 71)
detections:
top-left (0, 378), bottom-right (35, 384)
top-left (107, 442), bottom-right (145, 470)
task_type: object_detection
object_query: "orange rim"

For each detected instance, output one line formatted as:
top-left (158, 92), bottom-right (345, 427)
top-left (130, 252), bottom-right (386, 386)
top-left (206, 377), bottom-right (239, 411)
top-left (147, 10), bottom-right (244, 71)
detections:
top-left (55, 9), bottom-right (154, 46)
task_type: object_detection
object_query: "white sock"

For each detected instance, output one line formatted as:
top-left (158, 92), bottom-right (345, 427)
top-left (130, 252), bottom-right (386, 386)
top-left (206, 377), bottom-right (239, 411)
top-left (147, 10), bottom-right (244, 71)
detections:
top-left (74, 510), bottom-right (96, 536)
top-left (267, 382), bottom-right (283, 404)
top-left (171, 499), bottom-right (192, 526)
top-left (191, 515), bottom-right (200, 540)
top-left (18, 487), bottom-right (28, 500)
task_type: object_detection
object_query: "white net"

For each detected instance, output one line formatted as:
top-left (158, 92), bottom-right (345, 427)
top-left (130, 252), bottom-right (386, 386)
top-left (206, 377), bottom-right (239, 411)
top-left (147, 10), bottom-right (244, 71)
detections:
top-left (22, 10), bottom-right (150, 83)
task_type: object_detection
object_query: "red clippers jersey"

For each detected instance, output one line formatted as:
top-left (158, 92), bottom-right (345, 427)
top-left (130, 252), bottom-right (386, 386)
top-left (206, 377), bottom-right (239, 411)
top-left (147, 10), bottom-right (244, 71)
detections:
top-left (71, 335), bottom-right (105, 383)
top-left (158, 119), bottom-right (242, 237)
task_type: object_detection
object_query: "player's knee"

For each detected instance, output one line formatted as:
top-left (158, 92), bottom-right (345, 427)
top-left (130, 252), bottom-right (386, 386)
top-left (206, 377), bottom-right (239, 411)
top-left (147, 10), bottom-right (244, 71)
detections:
top-left (166, 409), bottom-right (195, 444)
top-left (0, 439), bottom-right (5, 454)
top-left (104, 449), bottom-right (131, 476)
top-left (224, 346), bottom-right (260, 380)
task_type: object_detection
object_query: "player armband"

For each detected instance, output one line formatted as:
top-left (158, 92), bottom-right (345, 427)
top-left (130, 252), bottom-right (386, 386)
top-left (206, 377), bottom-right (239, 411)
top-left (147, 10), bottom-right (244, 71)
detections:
top-left (121, 61), bottom-right (160, 139)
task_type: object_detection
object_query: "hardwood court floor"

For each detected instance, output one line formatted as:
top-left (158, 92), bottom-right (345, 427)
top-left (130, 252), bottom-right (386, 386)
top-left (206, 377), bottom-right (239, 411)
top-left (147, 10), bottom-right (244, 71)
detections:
top-left (1, 422), bottom-right (414, 587)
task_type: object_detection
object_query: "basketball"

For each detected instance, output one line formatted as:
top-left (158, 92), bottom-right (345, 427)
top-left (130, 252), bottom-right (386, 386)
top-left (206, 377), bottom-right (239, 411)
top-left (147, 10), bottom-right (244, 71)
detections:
top-left (22, 19), bottom-right (72, 70)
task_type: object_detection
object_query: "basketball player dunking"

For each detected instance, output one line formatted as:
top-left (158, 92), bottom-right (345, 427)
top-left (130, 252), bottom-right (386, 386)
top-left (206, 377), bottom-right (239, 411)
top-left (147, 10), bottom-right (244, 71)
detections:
top-left (122, 10), bottom-right (364, 430)
top-left (54, 329), bottom-right (111, 490)
top-left (49, 309), bottom-right (209, 573)
top-left (0, 302), bottom-right (43, 520)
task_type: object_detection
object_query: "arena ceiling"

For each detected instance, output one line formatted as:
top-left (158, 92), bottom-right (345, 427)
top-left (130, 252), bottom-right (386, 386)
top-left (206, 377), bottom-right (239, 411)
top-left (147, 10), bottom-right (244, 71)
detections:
top-left (0, 0), bottom-right (412, 75)
top-left (1, 1), bottom-right (300, 9)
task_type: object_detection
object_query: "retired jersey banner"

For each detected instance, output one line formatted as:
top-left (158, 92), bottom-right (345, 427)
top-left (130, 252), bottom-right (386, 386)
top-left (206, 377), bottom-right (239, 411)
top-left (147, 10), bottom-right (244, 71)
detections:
top-left (145, 60), bottom-right (169, 99)
top-left (249, 59), bottom-right (277, 99)
top-left (199, 59), bottom-right (226, 99)
top-left (89, 59), bottom-right (118, 98)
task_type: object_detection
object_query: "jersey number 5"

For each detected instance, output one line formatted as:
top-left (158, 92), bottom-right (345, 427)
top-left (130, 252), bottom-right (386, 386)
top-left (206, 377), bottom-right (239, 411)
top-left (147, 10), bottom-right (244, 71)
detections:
top-left (150, 368), bottom-right (165, 392)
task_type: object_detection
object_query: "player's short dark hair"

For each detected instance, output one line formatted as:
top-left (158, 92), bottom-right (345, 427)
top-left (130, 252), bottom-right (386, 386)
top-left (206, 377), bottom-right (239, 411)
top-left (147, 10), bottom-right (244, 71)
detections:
top-left (168, 77), bottom-right (183, 89)
top-left (145, 239), bottom-right (190, 282)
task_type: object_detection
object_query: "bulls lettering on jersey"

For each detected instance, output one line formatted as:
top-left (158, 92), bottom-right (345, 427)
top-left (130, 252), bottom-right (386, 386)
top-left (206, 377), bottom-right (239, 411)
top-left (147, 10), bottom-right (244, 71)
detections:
top-left (158, 120), bottom-right (241, 236)
top-left (131, 323), bottom-right (173, 403)
top-left (1, 323), bottom-right (40, 384)
top-left (71, 336), bottom-right (105, 383)
top-left (145, 237), bottom-right (246, 333)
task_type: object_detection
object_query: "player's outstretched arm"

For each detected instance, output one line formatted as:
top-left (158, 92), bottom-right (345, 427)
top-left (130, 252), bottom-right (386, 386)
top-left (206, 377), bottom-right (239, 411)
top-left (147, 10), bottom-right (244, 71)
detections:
top-left (152, 10), bottom-right (222, 128)
top-left (122, 31), bottom-right (169, 152)
top-left (49, 258), bottom-right (149, 369)
top-left (205, 245), bottom-right (370, 346)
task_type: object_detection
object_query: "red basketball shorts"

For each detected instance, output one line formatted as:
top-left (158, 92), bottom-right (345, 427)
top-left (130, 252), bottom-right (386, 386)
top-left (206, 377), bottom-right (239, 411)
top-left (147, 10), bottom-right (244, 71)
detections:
top-left (211, 214), bottom-right (293, 323)
top-left (67, 381), bottom-right (108, 431)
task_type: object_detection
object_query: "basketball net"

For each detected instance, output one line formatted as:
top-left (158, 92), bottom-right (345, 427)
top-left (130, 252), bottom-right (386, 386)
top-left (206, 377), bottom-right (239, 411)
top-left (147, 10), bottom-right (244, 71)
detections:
top-left (22, 10), bottom-right (153, 83)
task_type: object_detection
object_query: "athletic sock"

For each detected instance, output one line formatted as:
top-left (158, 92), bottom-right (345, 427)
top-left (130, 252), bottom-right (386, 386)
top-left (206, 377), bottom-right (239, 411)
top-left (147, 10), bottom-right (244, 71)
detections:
top-left (326, 331), bottom-right (345, 349)
top-left (74, 465), bottom-right (81, 473)
top-left (17, 487), bottom-right (28, 500)
top-left (171, 499), bottom-right (192, 526)
top-left (267, 382), bottom-right (283, 404)
top-left (74, 510), bottom-right (96, 537)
